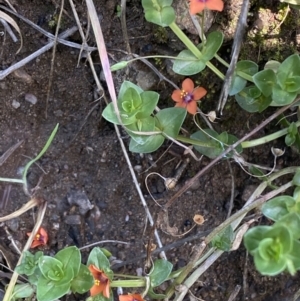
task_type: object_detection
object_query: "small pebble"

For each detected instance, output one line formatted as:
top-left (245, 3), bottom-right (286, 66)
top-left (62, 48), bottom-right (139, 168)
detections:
top-left (11, 99), bottom-right (20, 109)
top-left (12, 68), bottom-right (33, 84)
top-left (6, 218), bottom-right (19, 232)
top-left (54, 110), bottom-right (63, 117)
top-left (25, 93), bottom-right (37, 104)
top-left (67, 190), bottom-right (93, 215)
top-left (186, 178), bottom-right (201, 191)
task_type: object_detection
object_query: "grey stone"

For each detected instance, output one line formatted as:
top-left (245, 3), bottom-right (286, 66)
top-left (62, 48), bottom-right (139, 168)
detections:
top-left (67, 190), bottom-right (93, 215)
top-left (25, 93), bottom-right (37, 105)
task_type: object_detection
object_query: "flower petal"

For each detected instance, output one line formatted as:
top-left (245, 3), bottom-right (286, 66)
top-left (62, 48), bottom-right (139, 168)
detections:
top-left (90, 284), bottom-right (103, 297)
top-left (31, 240), bottom-right (43, 248)
top-left (103, 281), bottom-right (110, 298)
top-left (39, 227), bottom-right (48, 244)
top-left (206, 0), bottom-right (224, 11)
top-left (119, 296), bottom-right (133, 301)
top-left (175, 102), bottom-right (187, 109)
top-left (193, 87), bottom-right (207, 101)
top-left (119, 294), bottom-right (144, 301)
top-left (182, 78), bottom-right (194, 93)
top-left (171, 90), bottom-right (182, 103)
top-left (187, 101), bottom-right (198, 115)
top-left (189, 0), bottom-right (205, 14)
top-left (89, 265), bottom-right (101, 278)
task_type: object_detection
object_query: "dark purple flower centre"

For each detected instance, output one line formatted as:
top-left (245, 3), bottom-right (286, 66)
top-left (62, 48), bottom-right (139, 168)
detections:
top-left (198, 0), bottom-right (208, 2)
top-left (181, 90), bottom-right (194, 104)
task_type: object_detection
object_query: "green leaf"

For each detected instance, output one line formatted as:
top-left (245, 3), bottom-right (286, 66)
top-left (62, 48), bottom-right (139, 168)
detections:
top-left (264, 60), bottom-right (281, 73)
top-left (288, 122), bottom-right (298, 136)
top-left (277, 54), bottom-right (300, 78)
top-left (126, 116), bottom-right (156, 145)
top-left (278, 75), bottom-right (300, 93)
top-left (191, 129), bottom-right (242, 159)
top-left (55, 246), bottom-right (81, 277)
top-left (286, 239), bottom-right (300, 275)
top-left (136, 91), bottom-right (160, 119)
top-left (147, 7), bottom-right (175, 27)
top-left (211, 225), bottom-right (234, 251)
top-left (200, 31), bottom-right (224, 61)
top-left (39, 256), bottom-right (63, 279)
top-left (15, 251), bottom-right (43, 276)
top-left (102, 102), bottom-right (137, 125)
top-left (87, 247), bottom-right (113, 281)
top-left (235, 85), bottom-right (272, 113)
top-left (172, 50), bottom-right (205, 75)
top-left (229, 76), bottom-right (247, 96)
top-left (110, 61), bottom-right (128, 71)
top-left (292, 169), bottom-right (300, 186)
top-left (262, 196), bottom-right (295, 221)
top-left (245, 225), bottom-right (296, 276)
top-left (142, 0), bottom-right (173, 10)
top-left (122, 88), bottom-right (142, 112)
top-left (285, 133), bottom-right (296, 146)
top-left (244, 226), bottom-right (272, 253)
top-left (12, 284), bottom-right (34, 300)
top-left (229, 60), bottom-right (258, 96)
top-left (118, 81), bottom-right (143, 100)
top-left (254, 245), bottom-right (286, 276)
top-left (70, 264), bottom-right (93, 294)
top-left (271, 84), bottom-right (297, 106)
top-left (275, 213), bottom-right (300, 239)
top-left (253, 69), bottom-right (276, 97)
top-left (149, 259), bottom-right (173, 287)
top-left (37, 276), bottom-right (71, 301)
top-left (155, 107), bottom-right (186, 138)
top-left (249, 165), bottom-right (267, 181)
top-left (129, 133), bottom-right (165, 153)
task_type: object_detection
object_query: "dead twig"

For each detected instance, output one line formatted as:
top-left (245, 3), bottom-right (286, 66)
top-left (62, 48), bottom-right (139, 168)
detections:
top-left (120, 0), bottom-right (131, 53)
top-left (45, 0), bottom-right (64, 118)
top-left (0, 140), bottom-right (23, 166)
top-left (217, 0), bottom-right (250, 113)
top-left (0, 25), bottom-right (80, 80)
top-left (0, 5), bottom-right (96, 51)
top-left (0, 18), bottom-right (17, 41)
top-left (226, 160), bottom-right (235, 219)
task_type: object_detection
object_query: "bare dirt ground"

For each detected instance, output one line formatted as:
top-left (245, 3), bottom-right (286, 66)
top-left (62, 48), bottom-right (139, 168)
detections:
top-left (1, 0), bottom-right (300, 300)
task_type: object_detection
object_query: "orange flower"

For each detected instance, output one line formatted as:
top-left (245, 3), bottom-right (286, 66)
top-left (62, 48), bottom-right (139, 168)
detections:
top-left (171, 78), bottom-right (207, 115)
top-left (189, 0), bottom-right (224, 15)
top-left (27, 227), bottom-right (48, 248)
top-left (119, 294), bottom-right (144, 301)
top-left (89, 264), bottom-right (110, 298)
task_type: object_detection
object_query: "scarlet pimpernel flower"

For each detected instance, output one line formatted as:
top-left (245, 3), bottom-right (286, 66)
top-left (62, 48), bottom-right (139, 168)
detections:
top-left (189, 0), bottom-right (224, 15)
top-left (119, 294), bottom-right (145, 301)
top-left (89, 264), bottom-right (110, 298)
top-left (27, 227), bottom-right (48, 248)
top-left (171, 78), bottom-right (207, 115)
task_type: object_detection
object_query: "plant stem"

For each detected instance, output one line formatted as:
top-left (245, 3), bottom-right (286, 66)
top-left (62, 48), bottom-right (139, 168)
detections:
top-left (22, 123), bottom-right (59, 194)
top-left (0, 178), bottom-right (24, 183)
top-left (169, 22), bottom-right (225, 80)
top-left (176, 135), bottom-right (216, 148)
top-left (110, 279), bottom-right (145, 288)
top-left (241, 120), bottom-right (300, 148)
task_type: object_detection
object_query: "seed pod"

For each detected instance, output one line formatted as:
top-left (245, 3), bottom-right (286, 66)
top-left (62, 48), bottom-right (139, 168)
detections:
top-left (164, 177), bottom-right (177, 190)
